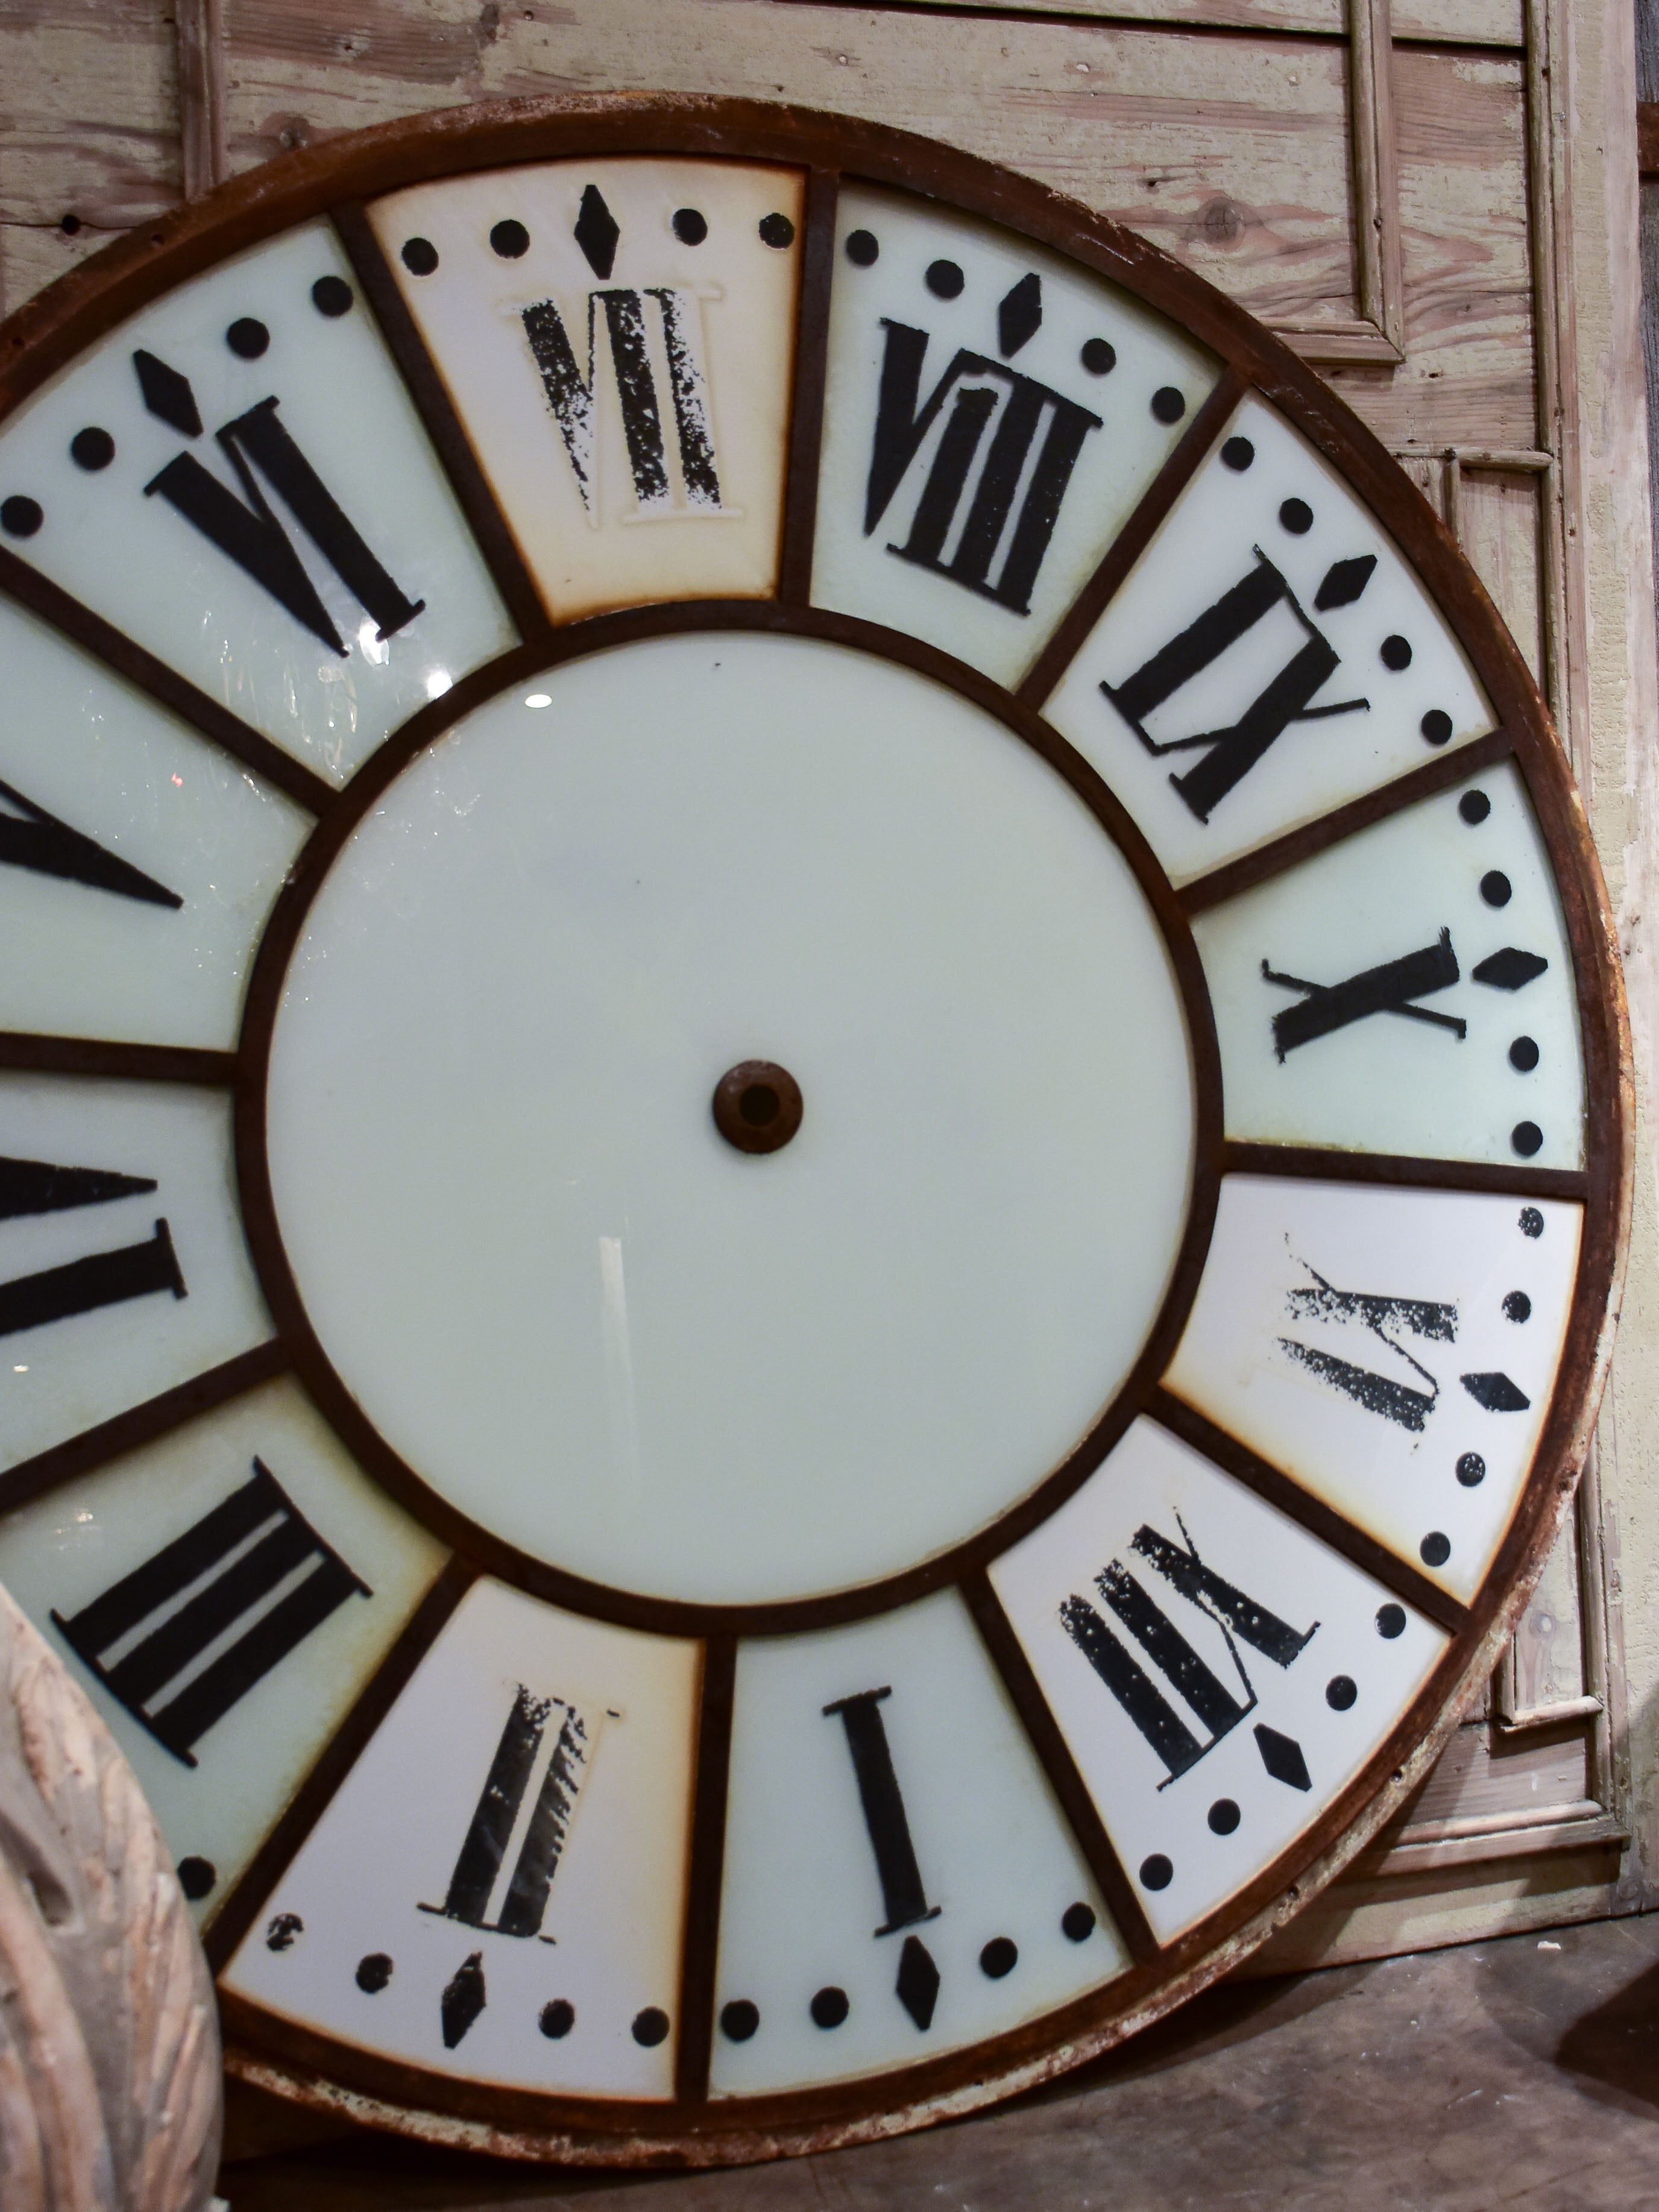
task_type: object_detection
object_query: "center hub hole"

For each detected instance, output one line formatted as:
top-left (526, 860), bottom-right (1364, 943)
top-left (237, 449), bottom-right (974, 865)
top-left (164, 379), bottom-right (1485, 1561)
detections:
top-left (713, 1061), bottom-right (803, 1155)
top-left (738, 1083), bottom-right (780, 1128)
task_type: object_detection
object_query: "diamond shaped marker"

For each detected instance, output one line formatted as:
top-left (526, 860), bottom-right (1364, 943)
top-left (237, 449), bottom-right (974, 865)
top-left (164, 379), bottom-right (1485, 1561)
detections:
top-left (132, 349), bottom-right (202, 439)
top-left (439, 1950), bottom-right (486, 2048)
top-left (1253, 1722), bottom-right (1312, 1792)
top-left (1461, 1370), bottom-right (1531, 1413)
top-left (895, 1933), bottom-right (940, 2031)
top-left (573, 184), bottom-right (620, 280)
top-left (997, 271), bottom-right (1042, 358)
top-left (1472, 948), bottom-right (1549, 991)
top-left (1313, 554), bottom-right (1378, 613)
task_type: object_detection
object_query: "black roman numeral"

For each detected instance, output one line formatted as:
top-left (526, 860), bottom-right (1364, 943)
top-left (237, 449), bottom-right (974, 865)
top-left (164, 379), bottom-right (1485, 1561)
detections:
top-left (1102, 549), bottom-right (1374, 821)
top-left (520, 288), bottom-right (723, 521)
top-left (0, 775), bottom-right (181, 909)
top-left (824, 1686), bottom-right (942, 2031)
top-left (51, 1458), bottom-right (369, 1766)
top-left (864, 318), bottom-right (1101, 616)
top-left (136, 352), bottom-right (425, 657)
top-left (1060, 1517), bottom-right (1316, 1788)
top-left (1277, 1261), bottom-right (1529, 1429)
top-left (0, 1150), bottom-right (186, 1339)
top-left (422, 1684), bottom-right (590, 1943)
top-left (1263, 928), bottom-right (1465, 1058)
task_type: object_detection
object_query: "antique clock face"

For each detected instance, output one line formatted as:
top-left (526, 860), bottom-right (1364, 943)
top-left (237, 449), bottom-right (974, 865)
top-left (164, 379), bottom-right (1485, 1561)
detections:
top-left (0, 101), bottom-right (1625, 2162)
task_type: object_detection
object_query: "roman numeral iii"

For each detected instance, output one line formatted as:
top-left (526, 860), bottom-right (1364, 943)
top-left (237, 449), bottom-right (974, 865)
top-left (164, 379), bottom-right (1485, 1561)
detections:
top-left (52, 1458), bottom-right (369, 1766)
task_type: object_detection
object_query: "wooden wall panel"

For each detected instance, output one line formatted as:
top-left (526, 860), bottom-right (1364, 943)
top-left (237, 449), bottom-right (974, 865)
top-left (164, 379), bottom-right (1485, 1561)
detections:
top-left (222, 1), bottom-right (1367, 333)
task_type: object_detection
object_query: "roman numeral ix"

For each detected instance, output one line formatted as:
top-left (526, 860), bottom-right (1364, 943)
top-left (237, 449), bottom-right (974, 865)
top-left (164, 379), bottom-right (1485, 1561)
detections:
top-left (52, 1458), bottom-right (369, 1766)
top-left (825, 1686), bottom-right (942, 2032)
top-left (134, 348), bottom-right (425, 657)
top-left (1103, 549), bottom-right (1375, 821)
top-left (0, 1150), bottom-right (186, 1339)
top-left (1060, 1517), bottom-right (1317, 1791)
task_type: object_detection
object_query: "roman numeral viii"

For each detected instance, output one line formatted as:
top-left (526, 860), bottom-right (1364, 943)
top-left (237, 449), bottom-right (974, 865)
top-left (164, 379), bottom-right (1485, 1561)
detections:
top-left (865, 318), bottom-right (1101, 616)
top-left (52, 1458), bottom-right (369, 1765)
top-left (0, 1151), bottom-right (186, 1339)
top-left (1060, 1518), bottom-right (1317, 1791)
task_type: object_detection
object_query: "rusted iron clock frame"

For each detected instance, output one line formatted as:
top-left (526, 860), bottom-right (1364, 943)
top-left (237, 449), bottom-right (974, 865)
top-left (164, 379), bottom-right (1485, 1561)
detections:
top-left (0, 95), bottom-right (1631, 2167)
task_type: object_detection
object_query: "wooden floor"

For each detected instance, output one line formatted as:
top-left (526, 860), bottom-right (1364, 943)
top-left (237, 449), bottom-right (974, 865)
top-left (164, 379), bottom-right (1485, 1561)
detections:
top-left (218, 1908), bottom-right (1659, 2209)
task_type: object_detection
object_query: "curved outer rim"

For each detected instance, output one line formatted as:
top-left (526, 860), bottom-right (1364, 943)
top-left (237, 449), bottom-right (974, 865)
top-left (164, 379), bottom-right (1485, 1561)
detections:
top-left (231, 600), bottom-right (1226, 1640)
top-left (0, 93), bottom-right (1633, 2168)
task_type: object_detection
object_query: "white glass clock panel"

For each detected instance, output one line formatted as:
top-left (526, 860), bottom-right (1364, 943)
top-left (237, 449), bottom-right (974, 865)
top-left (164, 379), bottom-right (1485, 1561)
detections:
top-left (1042, 395), bottom-right (1494, 883)
top-left (811, 184), bottom-right (1221, 687)
top-left (265, 631), bottom-right (1196, 1606)
top-left (223, 1577), bottom-right (697, 2099)
top-left (711, 1589), bottom-right (1127, 2097)
top-left (370, 161), bottom-right (804, 622)
top-left (0, 1376), bottom-right (447, 1921)
top-left (989, 1417), bottom-right (1447, 1943)
top-left (1192, 763), bottom-right (1584, 1170)
top-left (0, 596), bottom-right (310, 1050)
top-left (1165, 1176), bottom-right (1581, 1601)
top-left (0, 1074), bottom-right (270, 1476)
top-left (0, 220), bottom-right (515, 784)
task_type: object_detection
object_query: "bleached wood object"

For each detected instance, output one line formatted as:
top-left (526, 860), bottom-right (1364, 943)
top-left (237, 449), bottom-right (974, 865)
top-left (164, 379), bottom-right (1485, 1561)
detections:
top-left (0, 1582), bottom-right (220, 2211)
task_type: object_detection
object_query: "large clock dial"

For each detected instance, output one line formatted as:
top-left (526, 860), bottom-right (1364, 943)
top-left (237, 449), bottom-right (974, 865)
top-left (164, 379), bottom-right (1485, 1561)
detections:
top-left (0, 101), bottom-right (1626, 2165)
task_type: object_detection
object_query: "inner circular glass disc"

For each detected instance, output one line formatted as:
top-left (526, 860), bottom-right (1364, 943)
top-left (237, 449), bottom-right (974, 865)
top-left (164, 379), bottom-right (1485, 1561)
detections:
top-left (265, 632), bottom-right (1197, 1605)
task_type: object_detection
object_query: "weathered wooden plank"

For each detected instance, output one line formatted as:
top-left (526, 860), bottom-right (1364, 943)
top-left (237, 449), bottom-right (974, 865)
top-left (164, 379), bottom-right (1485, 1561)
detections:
top-left (0, 2), bottom-right (179, 229)
top-left (1460, 463), bottom-right (1546, 676)
top-left (0, 217), bottom-right (112, 326)
top-left (1331, 44), bottom-right (1534, 447)
top-left (790, 0), bottom-right (1526, 51)
top-left (1503, 1495), bottom-right (1588, 1713)
top-left (1385, 1715), bottom-right (1590, 1835)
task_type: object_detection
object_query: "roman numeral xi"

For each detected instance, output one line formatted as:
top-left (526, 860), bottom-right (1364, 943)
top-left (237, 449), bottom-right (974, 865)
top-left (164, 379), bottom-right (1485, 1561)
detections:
top-left (52, 1458), bottom-right (369, 1766)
